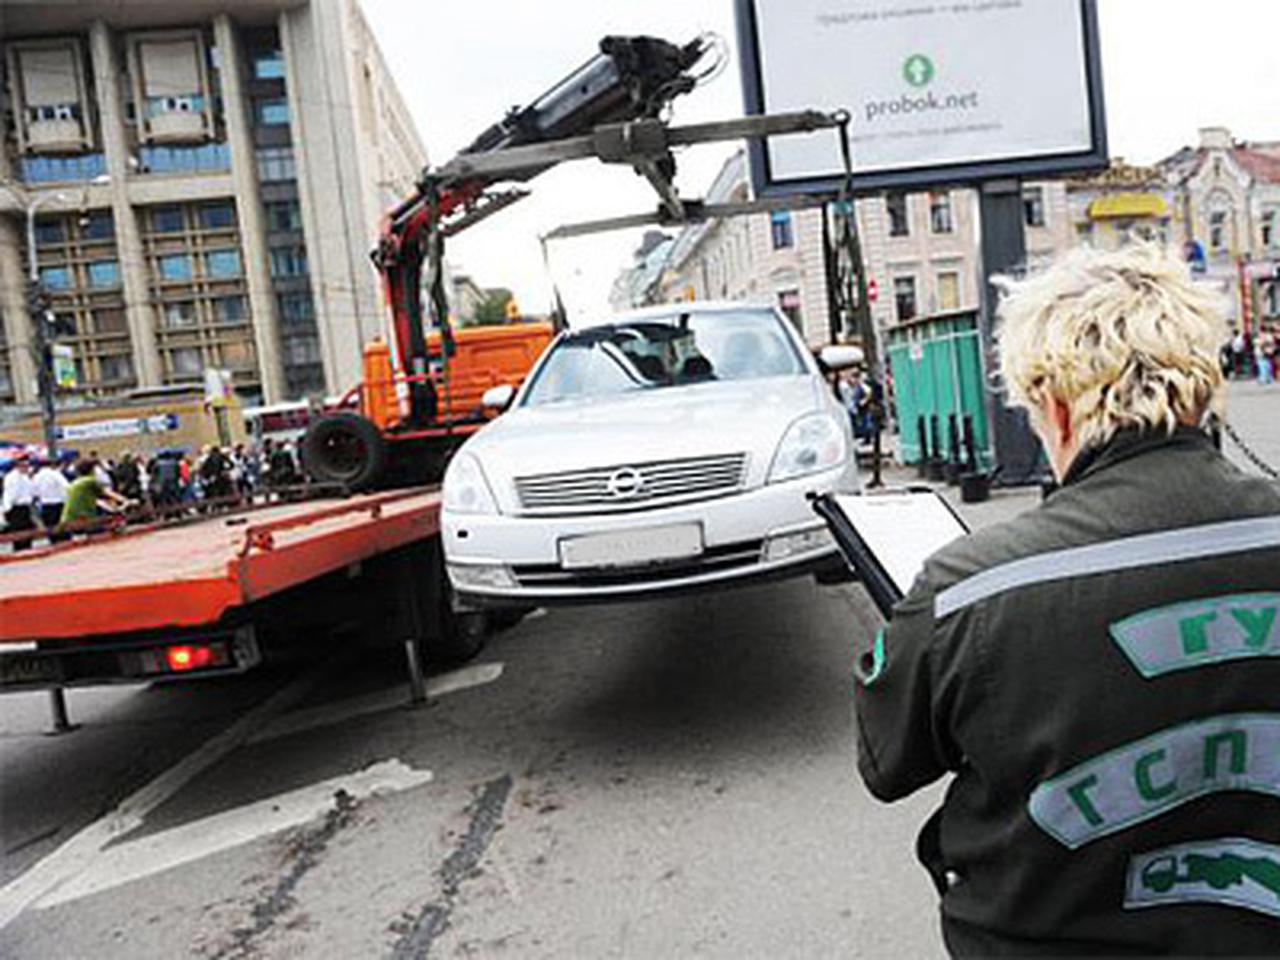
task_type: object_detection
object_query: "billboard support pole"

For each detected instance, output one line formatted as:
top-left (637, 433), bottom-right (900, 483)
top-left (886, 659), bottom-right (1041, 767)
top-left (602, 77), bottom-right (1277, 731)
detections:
top-left (977, 178), bottom-right (1043, 485)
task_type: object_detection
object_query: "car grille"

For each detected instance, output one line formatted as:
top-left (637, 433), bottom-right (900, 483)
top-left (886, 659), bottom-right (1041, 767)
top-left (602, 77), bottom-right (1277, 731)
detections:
top-left (511, 540), bottom-right (765, 588)
top-left (514, 453), bottom-right (748, 515)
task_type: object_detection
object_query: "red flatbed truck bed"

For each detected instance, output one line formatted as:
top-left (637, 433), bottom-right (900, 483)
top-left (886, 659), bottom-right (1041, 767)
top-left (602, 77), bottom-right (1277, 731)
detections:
top-left (0, 489), bottom-right (452, 709)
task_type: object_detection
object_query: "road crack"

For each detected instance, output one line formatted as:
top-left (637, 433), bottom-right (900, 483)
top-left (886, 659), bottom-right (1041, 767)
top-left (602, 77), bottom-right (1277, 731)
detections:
top-left (206, 788), bottom-right (359, 959)
top-left (389, 774), bottom-right (513, 959)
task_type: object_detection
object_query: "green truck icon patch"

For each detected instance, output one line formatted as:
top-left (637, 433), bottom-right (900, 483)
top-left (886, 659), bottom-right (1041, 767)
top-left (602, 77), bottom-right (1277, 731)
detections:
top-left (1141, 852), bottom-right (1280, 901)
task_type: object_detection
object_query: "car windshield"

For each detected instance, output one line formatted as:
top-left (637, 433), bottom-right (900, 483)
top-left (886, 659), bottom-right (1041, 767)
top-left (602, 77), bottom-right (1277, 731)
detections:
top-left (521, 309), bottom-right (805, 407)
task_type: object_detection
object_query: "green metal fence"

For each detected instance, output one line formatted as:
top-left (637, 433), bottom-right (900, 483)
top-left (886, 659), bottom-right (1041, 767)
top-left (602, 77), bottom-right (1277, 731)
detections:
top-left (885, 310), bottom-right (993, 468)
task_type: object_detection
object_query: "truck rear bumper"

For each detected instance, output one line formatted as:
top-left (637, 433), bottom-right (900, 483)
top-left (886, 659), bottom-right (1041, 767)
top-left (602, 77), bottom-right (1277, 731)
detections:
top-left (0, 627), bottom-right (261, 693)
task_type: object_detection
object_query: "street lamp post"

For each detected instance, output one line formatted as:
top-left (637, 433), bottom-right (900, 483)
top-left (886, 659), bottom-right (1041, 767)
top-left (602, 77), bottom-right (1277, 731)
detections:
top-left (3, 176), bottom-right (108, 459)
top-left (24, 191), bottom-right (65, 460)
top-left (2, 185), bottom-right (69, 458)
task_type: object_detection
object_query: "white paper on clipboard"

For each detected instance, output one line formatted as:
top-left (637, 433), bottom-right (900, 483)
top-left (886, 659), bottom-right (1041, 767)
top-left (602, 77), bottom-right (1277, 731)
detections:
top-left (832, 491), bottom-right (969, 595)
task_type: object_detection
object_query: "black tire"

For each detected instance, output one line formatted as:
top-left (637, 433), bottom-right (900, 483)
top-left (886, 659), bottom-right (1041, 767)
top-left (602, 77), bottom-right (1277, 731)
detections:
top-left (413, 541), bottom-right (487, 666)
top-left (302, 412), bottom-right (387, 488)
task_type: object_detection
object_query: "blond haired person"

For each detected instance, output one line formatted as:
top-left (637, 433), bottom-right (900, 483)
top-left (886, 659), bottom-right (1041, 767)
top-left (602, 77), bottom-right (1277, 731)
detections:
top-left (854, 244), bottom-right (1280, 956)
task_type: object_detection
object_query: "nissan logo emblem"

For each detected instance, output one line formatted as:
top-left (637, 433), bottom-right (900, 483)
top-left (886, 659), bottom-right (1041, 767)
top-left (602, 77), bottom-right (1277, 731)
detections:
top-left (606, 467), bottom-right (644, 499)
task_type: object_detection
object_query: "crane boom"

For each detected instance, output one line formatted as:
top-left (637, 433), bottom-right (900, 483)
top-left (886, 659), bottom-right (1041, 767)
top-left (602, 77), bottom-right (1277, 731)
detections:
top-left (376, 36), bottom-right (712, 426)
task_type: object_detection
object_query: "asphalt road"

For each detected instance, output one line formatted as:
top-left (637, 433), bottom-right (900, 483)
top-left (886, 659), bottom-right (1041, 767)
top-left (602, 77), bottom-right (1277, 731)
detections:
top-left (2, 381), bottom-right (1275, 959)
top-left (0, 571), bottom-right (951, 958)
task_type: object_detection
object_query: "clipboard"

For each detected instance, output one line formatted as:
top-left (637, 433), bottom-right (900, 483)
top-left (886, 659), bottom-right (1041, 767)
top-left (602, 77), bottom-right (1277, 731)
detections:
top-left (810, 488), bottom-right (970, 618)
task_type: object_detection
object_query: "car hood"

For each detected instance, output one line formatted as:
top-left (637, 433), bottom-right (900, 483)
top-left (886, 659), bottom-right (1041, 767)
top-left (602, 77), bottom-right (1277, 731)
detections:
top-left (465, 375), bottom-right (823, 495)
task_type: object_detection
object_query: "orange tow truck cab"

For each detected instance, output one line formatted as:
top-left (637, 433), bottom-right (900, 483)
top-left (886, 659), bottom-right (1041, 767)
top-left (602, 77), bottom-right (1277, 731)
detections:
top-left (424, 321), bottom-right (554, 424)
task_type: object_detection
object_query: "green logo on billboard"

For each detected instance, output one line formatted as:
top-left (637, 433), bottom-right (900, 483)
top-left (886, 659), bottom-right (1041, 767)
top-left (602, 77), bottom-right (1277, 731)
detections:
top-left (903, 54), bottom-right (935, 88)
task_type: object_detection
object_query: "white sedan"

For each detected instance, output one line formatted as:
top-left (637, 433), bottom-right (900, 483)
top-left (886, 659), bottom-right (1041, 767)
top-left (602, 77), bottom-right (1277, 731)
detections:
top-left (441, 302), bottom-right (859, 606)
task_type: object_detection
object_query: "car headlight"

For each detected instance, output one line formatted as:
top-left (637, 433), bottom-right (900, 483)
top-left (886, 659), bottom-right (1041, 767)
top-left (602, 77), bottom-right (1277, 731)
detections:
top-left (767, 412), bottom-right (847, 484)
top-left (443, 452), bottom-right (499, 515)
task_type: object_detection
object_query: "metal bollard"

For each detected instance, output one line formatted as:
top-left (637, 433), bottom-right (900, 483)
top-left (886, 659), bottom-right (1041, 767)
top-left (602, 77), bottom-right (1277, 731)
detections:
top-left (916, 416), bottom-right (930, 476)
top-left (47, 687), bottom-right (77, 735)
top-left (962, 414), bottom-right (978, 474)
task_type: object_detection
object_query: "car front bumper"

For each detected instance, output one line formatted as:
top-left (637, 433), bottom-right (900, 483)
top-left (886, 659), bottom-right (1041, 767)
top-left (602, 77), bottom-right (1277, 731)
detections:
top-left (442, 463), bottom-right (854, 606)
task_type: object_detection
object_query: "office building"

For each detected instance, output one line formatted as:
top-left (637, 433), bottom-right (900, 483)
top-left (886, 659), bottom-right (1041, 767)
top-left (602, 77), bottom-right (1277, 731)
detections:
top-left (0, 0), bottom-right (427, 407)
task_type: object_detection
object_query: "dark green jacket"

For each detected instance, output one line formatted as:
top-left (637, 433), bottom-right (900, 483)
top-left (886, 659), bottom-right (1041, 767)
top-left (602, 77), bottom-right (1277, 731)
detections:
top-left (858, 427), bottom-right (1280, 955)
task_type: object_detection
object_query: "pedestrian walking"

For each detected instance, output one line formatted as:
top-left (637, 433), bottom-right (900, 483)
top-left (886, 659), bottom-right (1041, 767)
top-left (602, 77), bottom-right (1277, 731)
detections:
top-left (1230, 329), bottom-right (1246, 378)
top-left (2, 455), bottom-right (37, 551)
top-left (1255, 331), bottom-right (1273, 385)
top-left (855, 243), bottom-right (1280, 955)
top-left (33, 457), bottom-right (70, 543)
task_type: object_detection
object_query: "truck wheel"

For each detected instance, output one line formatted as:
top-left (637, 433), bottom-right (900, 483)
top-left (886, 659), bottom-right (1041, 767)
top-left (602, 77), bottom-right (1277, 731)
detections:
top-left (303, 413), bottom-right (387, 488)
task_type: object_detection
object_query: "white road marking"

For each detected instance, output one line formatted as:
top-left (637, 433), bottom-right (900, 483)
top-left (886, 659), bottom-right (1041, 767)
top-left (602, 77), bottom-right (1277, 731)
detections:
top-left (0, 662), bottom-right (326, 932)
top-left (527, 608), bottom-right (548, 620)
top-left (248, 661), bottom-right (505, 745)
top-left (37, 759), bottom-right (432, 910)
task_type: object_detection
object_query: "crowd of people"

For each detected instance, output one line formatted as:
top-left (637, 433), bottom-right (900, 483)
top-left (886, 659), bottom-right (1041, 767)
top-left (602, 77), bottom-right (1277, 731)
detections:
top-left (1, 438), bottom-right (304, 551)
top-left (1224, 326), bottom-right (1280, 383)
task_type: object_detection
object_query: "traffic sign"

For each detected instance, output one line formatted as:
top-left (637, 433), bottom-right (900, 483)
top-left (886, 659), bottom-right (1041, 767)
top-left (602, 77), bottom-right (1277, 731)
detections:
top-left (867, 278), bottom-right (879, 304)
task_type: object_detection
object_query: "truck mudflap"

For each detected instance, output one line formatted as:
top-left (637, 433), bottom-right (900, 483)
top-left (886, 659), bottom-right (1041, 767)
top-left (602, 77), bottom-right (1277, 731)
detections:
top-left (0, 626), bottom-right (261, 693)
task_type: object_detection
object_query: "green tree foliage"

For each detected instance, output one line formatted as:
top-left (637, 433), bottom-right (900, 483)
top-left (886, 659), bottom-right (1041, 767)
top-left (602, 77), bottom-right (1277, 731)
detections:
top-left (473, 288), bottom-right (514, 325)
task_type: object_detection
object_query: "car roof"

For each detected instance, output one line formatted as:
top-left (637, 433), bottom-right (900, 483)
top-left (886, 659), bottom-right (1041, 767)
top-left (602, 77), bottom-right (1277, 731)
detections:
top-left (572, 300), bottom-right (776, 330)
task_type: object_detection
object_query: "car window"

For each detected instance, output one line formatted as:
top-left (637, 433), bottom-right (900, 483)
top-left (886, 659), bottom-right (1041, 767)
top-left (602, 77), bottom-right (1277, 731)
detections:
top-left (522, 310), bottom-right (804, 407)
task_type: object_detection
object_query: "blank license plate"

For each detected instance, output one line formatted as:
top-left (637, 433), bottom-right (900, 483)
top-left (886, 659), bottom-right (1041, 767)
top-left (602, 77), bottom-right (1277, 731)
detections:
top-left (560, 523), bottom-right (703, 570)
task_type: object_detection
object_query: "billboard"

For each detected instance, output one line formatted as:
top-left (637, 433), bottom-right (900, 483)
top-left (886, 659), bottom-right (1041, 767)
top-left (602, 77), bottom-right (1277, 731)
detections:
top-left (736, 0), bottom-right (1107, 195)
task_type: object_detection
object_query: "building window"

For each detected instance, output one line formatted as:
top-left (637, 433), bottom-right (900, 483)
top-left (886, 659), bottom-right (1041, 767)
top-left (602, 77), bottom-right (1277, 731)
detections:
top-left (205, 249), bottom-right (242, 278)
top-left (86, 259), bottom-right (120, 288)
top-left (283, 335), bottom-right (322, 365)
top-left (35, 218), bottom-right (65, 245)
top-left (39, 265), bottom-right (72, 290)
top-left (158, 254), bottom-right (193, 281)
top-left (1023, 186), bottom-right (1047, 228)
top-left (93, 308), bottom-right (127, 334)
top-left (776, 288), bottom-right (802, 331)
top-left (264, 200), bottom-right (303, 232)
top-left (99, 354), bottom-right (134, 383)
top-left (255, 98), bottom-right (290, 126)
top-left (277, 291), bottom-right (315, 326)
top-left (894, 276), bottom-right (917, 322)
top-left (81, 210), bottom-right (115, 241)
top-left (269, 245), bottom-right (308, 278)
top-left (936, 271), bottom-right (960, 312)
top-left (170, 347), bottom-right (203, 376)
top-left (253, 51), bottom-right (285, 80)
top-left (1266, 283), bottom-right (1279, 317)
top-left (214, 296), bottom-right (247, 323)
top-left (199, 203), bottom-right (236, 230)
top-left (163, 301), bottom-right (197, 328)
top-left (139, 143), bottom-right (231, 174)
top-left (886, 193), bottom-right (910, 237)
top-left (929, 192), bottom-right (953, 234)
top-left (256, 147), bottom-right (296, 182)
top-left (18, 153), bottom-right (108, 185)
top-left (1261, 209), bottom-right (1277, 249)
top-left (145, 94), bottom-right (206, 118)
top-left (1209, 210), bottom-right (1228, 252)
top-left (770, 211), bottom-right (794, 250)
top-left (152, 206), bottom-right (185, 232)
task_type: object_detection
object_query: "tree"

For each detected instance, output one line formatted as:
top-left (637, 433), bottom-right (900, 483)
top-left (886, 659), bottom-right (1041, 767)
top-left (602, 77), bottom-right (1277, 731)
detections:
top-left (473, 288), bottom-right (514, 325)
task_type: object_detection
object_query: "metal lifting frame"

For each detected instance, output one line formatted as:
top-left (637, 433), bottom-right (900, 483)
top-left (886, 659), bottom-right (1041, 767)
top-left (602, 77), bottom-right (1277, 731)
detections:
top-left (429, 109), bottom-right (847, 239)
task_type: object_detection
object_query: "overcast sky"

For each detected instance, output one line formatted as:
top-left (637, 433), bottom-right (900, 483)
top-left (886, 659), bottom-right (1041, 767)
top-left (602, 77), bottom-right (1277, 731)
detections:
top-left (360, 1), bottom-right (1280, 318)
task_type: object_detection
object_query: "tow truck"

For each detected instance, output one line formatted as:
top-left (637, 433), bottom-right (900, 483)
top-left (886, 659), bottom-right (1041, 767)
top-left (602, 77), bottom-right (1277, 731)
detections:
top-left (0, 35), bottom-right (853, 731)
top-left (300, 34), bottom-right (848, 489)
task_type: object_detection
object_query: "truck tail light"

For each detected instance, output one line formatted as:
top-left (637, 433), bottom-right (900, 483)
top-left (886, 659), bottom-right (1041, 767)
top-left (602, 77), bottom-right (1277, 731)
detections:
top-left (165, 644), bottom-right (214, 672)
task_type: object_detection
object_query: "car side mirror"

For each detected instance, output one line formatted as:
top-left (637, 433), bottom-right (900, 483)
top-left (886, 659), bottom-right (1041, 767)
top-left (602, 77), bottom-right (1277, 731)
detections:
top-left (482, 383), bottom-right (516, 413)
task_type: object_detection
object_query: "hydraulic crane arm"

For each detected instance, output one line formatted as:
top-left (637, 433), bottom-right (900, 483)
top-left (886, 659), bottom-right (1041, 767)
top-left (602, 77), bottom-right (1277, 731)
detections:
top-left (376, 36), bottom-right (713, 426)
